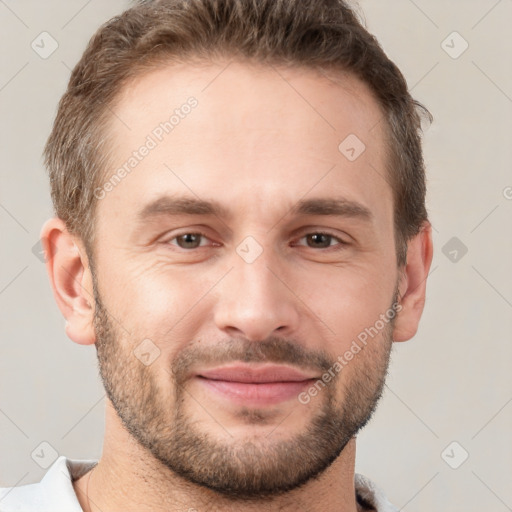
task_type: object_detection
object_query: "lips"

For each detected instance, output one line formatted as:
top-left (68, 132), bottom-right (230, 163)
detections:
top-left (197, 364), bottom-right (317, 383)
top-left (195, 364), bottom-right (318, 406)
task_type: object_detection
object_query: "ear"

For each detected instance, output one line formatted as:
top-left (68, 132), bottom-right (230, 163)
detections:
top-left (393, 221), bottom-right (434, 342)
top-left (40, 217), bottom-right (96, 346)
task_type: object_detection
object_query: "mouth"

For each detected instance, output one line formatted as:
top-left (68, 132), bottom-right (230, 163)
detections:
top-left (194, 364), bottom-right (318, 406)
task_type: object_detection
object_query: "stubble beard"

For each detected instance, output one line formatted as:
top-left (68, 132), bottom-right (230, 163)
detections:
top-left (92, 274), bottom-right (396, 501)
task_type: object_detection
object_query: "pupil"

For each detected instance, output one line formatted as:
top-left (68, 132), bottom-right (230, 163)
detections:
top-left (180, 233), bottom-right (200, 248)
top-left (309, 233), bottom-right (330, 248)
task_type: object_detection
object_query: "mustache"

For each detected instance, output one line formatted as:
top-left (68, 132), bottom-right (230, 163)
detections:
top-left (169, 336), bottom-right (334, 383)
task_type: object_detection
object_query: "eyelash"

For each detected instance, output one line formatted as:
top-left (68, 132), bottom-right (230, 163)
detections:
top-left (164, 231), bottom-right (348, 251)
top-left (295, 232), bottom-right (349, 250)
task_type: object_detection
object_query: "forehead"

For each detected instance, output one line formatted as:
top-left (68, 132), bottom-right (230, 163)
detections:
top-left (97, 60), bottom-right (391, 226)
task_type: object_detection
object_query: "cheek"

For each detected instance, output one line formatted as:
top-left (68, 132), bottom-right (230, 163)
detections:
top-left (300, 266), bottom-right (395, 348)
top-left (104, 259), bottom-right (186, 318)
top-left (109, 265), bottom-right (216, 353)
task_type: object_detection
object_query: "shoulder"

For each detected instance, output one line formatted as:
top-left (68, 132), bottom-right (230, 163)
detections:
top-left (0, 455), bottom-right (98, 512)
top-left (355, 473), bottom-right (399, 512)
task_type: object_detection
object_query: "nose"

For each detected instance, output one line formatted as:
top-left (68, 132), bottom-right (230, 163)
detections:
top-left (213, 251), bottom-right (300, 341)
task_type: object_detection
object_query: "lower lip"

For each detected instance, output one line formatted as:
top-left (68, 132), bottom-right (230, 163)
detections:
top-left (196, 377), bottom-right (315, 406)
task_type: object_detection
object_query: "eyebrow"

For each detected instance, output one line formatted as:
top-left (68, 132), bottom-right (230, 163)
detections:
top-left (290, 197), bottom-right (372, 221)
top-left (136, 195), bottom-right (373, 223)
top-left (136, 196), bottom-right (232, 222)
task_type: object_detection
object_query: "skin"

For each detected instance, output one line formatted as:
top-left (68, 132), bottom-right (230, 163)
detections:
top-left (41, 60), bottom-right (433, 512)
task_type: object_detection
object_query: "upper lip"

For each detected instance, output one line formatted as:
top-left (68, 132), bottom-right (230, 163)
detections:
top-left (196, 364), bottom-right (318, 383)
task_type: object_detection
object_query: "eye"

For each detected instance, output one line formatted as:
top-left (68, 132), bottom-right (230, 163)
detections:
top-left (167, 232), bottom-right (212, 250)
top-left (295, 232), bottom-right (347, 250)
top-left (163, 230), bottom-right (348, 252)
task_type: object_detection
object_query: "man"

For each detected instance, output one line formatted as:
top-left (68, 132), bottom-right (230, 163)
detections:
top-left (0, 0), bottom-right (433, 510)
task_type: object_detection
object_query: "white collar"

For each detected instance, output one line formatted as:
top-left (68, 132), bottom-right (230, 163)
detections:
top-left (0, 456), bottom-right (397, 512)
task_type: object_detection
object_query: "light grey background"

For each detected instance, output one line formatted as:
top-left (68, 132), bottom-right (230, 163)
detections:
top-left (0, 1), bottom-right (511, 510)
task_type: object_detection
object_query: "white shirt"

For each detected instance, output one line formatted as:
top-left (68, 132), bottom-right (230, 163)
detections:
top-left (0, 456), bottom-right (398, 511)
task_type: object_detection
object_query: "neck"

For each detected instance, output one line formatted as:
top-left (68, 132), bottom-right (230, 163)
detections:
top-left (73, 402), bottom-right (361, 512)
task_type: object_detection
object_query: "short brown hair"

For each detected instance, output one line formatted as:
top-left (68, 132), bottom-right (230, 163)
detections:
top-left (44, 0), bottom-right (431, 267)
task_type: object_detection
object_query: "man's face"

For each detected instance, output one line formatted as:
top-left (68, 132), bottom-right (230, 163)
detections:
top-left (90, 61), bottom-right (400, 499)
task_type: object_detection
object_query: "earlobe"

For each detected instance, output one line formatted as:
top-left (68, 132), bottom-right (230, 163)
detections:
top-left (392, 221), bottom-right (434, 342)
top-left (40, 217), bottom-right (97, 346)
